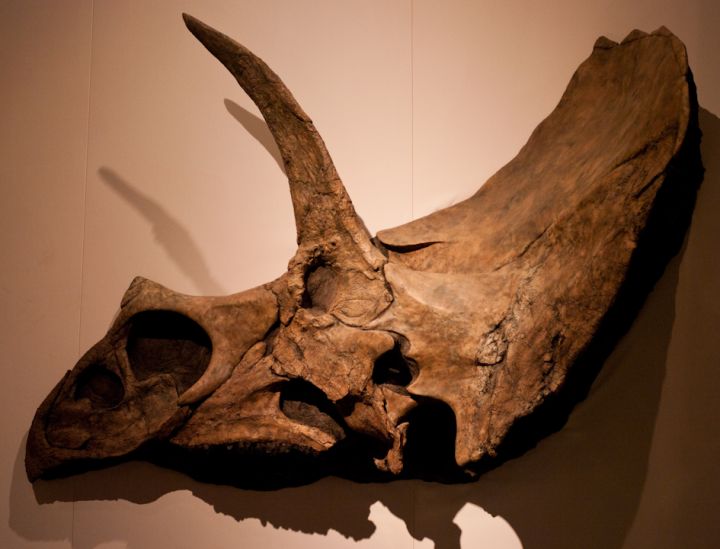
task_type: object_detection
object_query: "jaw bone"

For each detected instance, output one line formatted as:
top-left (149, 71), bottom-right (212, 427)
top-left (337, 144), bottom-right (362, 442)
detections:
top-left (26, 17), bottom-right (702, 485)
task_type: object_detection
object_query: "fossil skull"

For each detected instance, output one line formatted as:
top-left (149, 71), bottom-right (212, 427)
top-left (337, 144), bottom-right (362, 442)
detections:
top-left (26, 16), bottom-right (702, 485)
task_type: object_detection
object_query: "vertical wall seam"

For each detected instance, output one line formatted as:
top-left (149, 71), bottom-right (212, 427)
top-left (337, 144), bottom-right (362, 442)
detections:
top-left (74, 0), bottom-right (96, 545)
top-left (71, 476), bottom-right (77, 549)
top-left (411, 0), bottom-right (414, 222)
top-left (77, 0), bottom-right (94, 369)
top-left (412, 480), bottom-right (417, 549)
top-left (411, 3), bottom-right (416, 544)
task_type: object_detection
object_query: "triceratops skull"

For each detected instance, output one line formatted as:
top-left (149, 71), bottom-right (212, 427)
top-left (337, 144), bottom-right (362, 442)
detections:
top-left (26, 15), bottom-right (702, 486)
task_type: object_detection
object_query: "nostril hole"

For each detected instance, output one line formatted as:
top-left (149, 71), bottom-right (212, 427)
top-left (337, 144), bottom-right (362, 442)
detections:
top-left (74, 364), bottom-right (125, 409)
top-left (126, 310), bottom-right (212, 395)
top-left (372, 343), bottom-right (413, 387)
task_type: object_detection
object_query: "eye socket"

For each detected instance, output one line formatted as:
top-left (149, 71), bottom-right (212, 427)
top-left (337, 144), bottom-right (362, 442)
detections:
top-left (126, 311), bottom-right (212, 395)
top-left (74, 364), bottom-right (125, 409)
top-left (372, 342), bottom-right (414, 387)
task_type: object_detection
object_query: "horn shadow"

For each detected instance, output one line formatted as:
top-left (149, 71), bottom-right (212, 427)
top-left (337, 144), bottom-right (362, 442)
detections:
top-left (224, 99), bottom-right (286, 175)
top-left (99, 167), bottom-right (227, 296)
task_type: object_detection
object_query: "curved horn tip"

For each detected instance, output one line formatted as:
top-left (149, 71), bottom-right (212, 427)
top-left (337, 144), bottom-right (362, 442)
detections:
top-left (182, 13), bottom-right (248, 67)
top-left (182, 13), bottom-right (222, 42)
top-left (182, 13), bottom-right (198, 28)
top-left (182, 13), bottom-right (214, 38)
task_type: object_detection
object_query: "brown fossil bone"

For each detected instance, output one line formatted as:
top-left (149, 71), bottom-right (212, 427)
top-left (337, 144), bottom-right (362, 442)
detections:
top-left (26, 16), bottom-right (702, 485)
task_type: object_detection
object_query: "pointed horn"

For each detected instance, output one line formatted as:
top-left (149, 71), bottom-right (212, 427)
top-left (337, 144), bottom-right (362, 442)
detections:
top-left (182, 14), bottom-right (379, 264)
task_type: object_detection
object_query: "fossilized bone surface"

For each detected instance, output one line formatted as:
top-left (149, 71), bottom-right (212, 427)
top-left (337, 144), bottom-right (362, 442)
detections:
top-left (26, 16), bottom-right (702, 487)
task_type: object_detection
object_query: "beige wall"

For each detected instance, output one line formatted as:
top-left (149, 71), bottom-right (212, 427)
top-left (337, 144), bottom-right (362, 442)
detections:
top-left (2, 1), bottom-right (719, 548)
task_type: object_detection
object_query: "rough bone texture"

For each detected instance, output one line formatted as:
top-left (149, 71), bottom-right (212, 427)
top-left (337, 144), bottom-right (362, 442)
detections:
top-left (26, 18), bottom-right (703, 487)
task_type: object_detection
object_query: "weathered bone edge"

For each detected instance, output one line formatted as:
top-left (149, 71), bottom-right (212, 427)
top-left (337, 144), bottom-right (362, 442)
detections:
top-left (26, 17), bottom-right (703, 487)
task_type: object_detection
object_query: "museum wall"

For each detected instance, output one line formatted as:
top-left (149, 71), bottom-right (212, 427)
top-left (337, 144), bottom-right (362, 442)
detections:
top-left (2, 1), bottom-right (719, 548)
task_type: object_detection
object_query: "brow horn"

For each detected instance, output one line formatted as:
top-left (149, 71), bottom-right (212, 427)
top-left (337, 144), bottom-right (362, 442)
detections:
top-left (183, 14), bottom-right (386, 322)
top-left (183, 14), bottom-right (381, 255)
